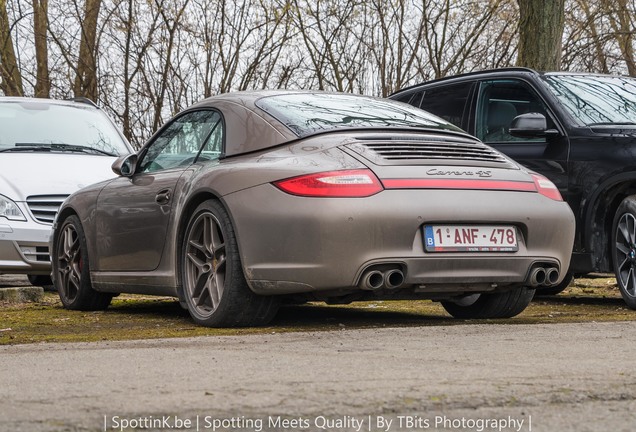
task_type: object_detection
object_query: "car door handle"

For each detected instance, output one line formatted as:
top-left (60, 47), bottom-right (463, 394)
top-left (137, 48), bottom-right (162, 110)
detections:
top-left (155, 189), bottom-right (171, 205)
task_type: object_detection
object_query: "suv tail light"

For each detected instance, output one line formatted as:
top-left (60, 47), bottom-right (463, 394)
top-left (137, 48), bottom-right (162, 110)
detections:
top-left (274, 169), bottom-right (384, 197)
top-left (531, 174), bottom-right (563, 201)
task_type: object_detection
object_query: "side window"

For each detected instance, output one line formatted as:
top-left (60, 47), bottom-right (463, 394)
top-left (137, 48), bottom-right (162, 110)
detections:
top-left (420, 82), bottom-right (473, 129)
top-left (477, 80), bottom-right (554, 143)
top-left (407, 91), bottom-right (424, 109)
top-left (139, 110), bottom-right (223, 173)
top-left (394, 92), bottom-right (415, 104)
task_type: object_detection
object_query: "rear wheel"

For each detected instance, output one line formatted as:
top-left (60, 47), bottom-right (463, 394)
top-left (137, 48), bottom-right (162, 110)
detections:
top-left (52, 215), bottom-right (112, 310)
top-left (441, 287), bottom-right (535, 319)
top-left (181, 200), bottom-right (279, 327)
top-left (612, 196), bottom-right (636, 309)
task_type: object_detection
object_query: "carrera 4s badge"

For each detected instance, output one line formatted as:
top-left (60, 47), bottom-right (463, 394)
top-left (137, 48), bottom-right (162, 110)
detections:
top-left (426, 168), bottom-right (493, 177)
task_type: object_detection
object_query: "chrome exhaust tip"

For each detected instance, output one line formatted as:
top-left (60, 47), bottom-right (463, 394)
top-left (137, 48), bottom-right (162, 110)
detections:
top-left (529, 267), bottom-right (547, 287)
top-left (545, 267), bottom-right (559, 286)
top-left (385, 269), bottom-right (405, 289)
top-left (359, 270), bottom-right (384, 290)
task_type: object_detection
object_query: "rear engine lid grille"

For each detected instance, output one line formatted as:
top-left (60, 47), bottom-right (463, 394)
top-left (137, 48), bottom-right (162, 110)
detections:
top-left (346, 135), bottom-right (515, 168)
top-left (26, 194), bottom-right (69, 224)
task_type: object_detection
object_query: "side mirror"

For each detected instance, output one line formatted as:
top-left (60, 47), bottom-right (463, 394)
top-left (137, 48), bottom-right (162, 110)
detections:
top-left (112, 154), bottom-right (138, 177)
top-left (509, 113), bottom-right (560, 138)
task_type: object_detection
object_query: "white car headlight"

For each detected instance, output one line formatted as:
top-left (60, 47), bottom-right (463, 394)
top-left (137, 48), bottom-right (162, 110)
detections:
top-left (0, 194), bottom-right (26, 221)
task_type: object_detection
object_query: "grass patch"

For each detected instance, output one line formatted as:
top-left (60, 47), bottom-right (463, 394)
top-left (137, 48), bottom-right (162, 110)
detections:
top-left (0, 275), bottom-right (633, 345)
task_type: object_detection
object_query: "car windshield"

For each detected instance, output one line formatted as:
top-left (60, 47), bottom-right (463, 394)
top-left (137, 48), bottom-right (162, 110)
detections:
top-left (255, 93), bottom-right (461, 137)
top-left (542, 74), bottom-right (636, 126)
top-left (0, 100), bottom-right (129, 155)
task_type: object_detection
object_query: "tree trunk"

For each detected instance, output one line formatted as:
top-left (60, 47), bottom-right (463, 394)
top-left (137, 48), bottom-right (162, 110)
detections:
top-left (32, 0), bottom-right (50, 97)
top-left (0, 0), bottom-right (23, 95)
top-left (74, 0), bottom-right (101, 101)
top-left (516, 0), bottom-right (565, 71)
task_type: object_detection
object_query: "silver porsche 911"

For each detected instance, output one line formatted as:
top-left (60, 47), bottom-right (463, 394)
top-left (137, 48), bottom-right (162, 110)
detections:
top-left (51, 91), bottom-right (575, 327)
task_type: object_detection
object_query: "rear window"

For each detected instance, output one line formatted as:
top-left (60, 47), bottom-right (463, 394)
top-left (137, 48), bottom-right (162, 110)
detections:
top-left (255, 93), bottom-right (461, 137)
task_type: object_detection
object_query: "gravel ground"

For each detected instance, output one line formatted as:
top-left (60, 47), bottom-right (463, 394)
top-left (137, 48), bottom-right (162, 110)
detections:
top-left (1, 321), bottom-right (635, 432)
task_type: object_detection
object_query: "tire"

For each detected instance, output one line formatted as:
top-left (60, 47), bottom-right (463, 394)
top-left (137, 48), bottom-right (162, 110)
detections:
top-left (181, 200), bottom-right (279, 327)
top-left (27, 274), bottom-right (54, 291)
top-left (441, 287), bottom-right (535, 319)
top-left (52, 215), bottom-right (112, 310)
top-left (534, 273), bottom-right (574, 296)
top-left (612, 195), bottom-right (636, 309)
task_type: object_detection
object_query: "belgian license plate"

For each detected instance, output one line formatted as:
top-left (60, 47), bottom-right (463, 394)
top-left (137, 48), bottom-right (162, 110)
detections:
top-left (424, 225), bottom-right (518, 252)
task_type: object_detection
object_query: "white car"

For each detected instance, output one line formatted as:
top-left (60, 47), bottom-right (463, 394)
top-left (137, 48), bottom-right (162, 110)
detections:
top-left (0, 97), bottom-right (133, 286)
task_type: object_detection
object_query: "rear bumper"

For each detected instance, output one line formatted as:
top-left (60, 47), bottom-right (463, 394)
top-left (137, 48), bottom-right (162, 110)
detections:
top-left (0, 220), bottom-right (52, 274)
top-left (224, 184), bottom-right (576, 296)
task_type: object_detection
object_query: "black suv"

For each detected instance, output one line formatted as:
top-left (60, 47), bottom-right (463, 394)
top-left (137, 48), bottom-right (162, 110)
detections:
top-left (391, 68), bottom-right (636, 308)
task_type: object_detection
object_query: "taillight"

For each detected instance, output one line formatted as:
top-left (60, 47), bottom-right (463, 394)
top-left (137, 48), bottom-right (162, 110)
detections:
top-left (531, 174), bottom-right (563, 201)
top-left (274, 169), bottom-right (384, 197)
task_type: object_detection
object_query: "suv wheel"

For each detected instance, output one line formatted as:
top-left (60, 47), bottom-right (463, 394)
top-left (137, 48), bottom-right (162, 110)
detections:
top-left (441, 286), bottom-right (535, 319)
top-left (612, 196), bottom-right (636, 309)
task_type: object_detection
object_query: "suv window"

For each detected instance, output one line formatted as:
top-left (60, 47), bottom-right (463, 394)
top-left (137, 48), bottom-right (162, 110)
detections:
top-left (476, 80), bottom-right (554, 143)
top-left (393, 92), bottom-right (416, 104)
top-left (419, 82), bottom-right (473, 129)
top-left (543, 74), bottom-right (636, 126)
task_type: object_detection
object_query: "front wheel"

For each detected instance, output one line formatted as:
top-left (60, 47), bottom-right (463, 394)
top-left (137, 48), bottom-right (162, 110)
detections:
top-left (441, 287), bottom-right (535, 319)
top-left (52, 215), bottom-right (112, 310)
top-left (612, 196), bottom-right (636, 309)
top-left (181, 200), bottom-right (279, 327)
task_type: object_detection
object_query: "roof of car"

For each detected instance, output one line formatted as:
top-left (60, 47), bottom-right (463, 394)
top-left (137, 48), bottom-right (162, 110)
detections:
top-left (0, 96), bottom-right (100, 109)
top-left (186, 90), bottom-right (467, 158)
top-left (185, 91), bottom-right (312, 157)
top-left (390, 68), bottom-right (636, 97)
top-left (390, 68), bottom-right (541, 96)
top-left (188, 89), bottom-right (377, 111)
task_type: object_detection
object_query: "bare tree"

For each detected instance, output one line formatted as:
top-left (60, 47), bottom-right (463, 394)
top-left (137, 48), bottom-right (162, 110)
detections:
top-left (603, 0), bottom-right (636, 76)
top-left (2, 0), bottom-right (580, 145)
top-left (236, 0), bottom-right (294, 91)
top-left (98, 0), bottom-right (163, 145)
top-left (421, 0), bottom-right (513, 80)
top-left (289, 0), bottom-right (367, 92)
top-left (0, 0), bottom-right (23, 95)
top-left (562, 0), bottom-right (636, 75)
top-left (562, 0), bottom-right (611, 73)
top-left (365, 0), bottom-right (426, 96)
top-left (147, 0), bottom-right (191, 131)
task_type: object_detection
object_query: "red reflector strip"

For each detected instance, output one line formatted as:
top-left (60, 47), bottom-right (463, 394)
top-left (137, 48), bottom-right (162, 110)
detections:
top-left (382, 178), bottom-right (537, 192)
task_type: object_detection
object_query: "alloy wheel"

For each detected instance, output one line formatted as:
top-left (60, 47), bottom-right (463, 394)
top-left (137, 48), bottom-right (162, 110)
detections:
top-left (184, 212), bottom-right (227, 318)
top-left (615, 212), bottom-right (636, 298)
top-left (57, 223), bottom-right (82, 303)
